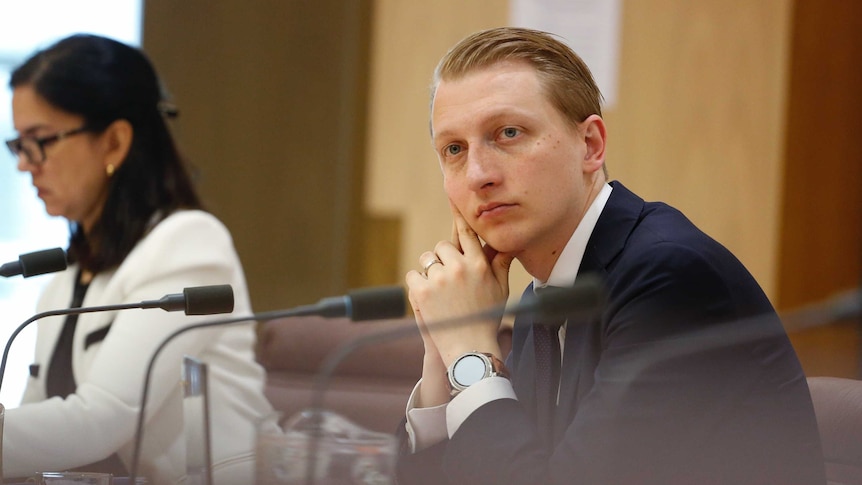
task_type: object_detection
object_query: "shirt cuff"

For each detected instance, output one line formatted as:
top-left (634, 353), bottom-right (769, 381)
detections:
top-left (405, 379), bottom-right (448, 453)
top-left (446, 376), bottom-right (517, 437)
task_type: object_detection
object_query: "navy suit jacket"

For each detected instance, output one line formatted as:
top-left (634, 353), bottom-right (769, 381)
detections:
top-left (397, 182), bottom-right (824, 485)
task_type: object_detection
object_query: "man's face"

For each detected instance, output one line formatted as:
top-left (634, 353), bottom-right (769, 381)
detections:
top-left (431, 60), bottom-right (596, 266)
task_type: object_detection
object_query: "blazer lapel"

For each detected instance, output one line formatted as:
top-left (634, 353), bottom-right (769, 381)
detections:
top-left (579, 180), bottom-right (643, 276)
top-left (512, 182), bottom-right (647, 442)
top-left (552, 181), bottom-right (646, 442)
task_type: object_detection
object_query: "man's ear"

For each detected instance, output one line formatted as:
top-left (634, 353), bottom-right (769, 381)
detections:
top-left (581, 114), bottom-right (607, 174)
top-left (101, 119), bottom-right (133, 173)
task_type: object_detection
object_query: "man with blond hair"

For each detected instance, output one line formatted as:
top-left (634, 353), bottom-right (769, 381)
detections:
top-left (397, 27), bottom-right (824, 485)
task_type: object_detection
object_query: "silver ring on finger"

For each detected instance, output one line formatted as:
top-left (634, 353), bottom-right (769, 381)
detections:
top-left (422, 258), bottom-right (443, 277)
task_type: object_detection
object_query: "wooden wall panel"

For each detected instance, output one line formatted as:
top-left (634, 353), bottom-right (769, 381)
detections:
top-left (778, 0), bottom-right (862, 377)
top-left (143, 0), bottom-right (372, 310)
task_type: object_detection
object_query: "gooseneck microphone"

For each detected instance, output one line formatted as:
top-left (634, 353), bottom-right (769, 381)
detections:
top-left (141, 284), bottom-right (235, 315)
top-left (314, 286), bottom-right (410, 321)
top-left (127, 285), bottom-right (407, 482)
top-left (0, 284), bottom-right (235, 392)
top-left (0, 247), bottom-right (67, 278)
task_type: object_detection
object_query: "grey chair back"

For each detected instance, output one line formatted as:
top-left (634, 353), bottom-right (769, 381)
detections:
top-left (808, 377), bottom-right (862, 485)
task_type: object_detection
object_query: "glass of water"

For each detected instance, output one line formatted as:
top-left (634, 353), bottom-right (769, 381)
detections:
top-left (256, 409), bottom-right (396, 485)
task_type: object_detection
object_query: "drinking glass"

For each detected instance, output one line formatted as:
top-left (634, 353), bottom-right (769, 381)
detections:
top-left (256, 409), bottom-right (396, 485)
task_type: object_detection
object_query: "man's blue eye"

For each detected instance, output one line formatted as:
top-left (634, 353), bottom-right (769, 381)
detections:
top-left (503, 127), bottom-right (518, 138)
top-left (446, 145), bottom-right (462, 155)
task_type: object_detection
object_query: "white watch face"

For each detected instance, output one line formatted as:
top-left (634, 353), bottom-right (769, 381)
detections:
top-left (452, 354), bottom-right (487, 387)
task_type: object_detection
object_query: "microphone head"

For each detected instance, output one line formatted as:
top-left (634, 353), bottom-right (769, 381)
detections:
top-left (829, 288), bottom-right (861, 321)
top-left (781, 287), bottom-right (861, 331)
top-left (183, 284), bottom-right (235, 315)
top-left (15, 248), bottom-right (67, 278)
top-left (347, 285), bottom-right (406, 321)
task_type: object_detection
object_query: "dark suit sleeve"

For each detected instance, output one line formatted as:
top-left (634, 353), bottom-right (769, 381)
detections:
top-left (410, 242), bottom-right (822, 485)
top-left (394, 417), bottom-right (450, 485)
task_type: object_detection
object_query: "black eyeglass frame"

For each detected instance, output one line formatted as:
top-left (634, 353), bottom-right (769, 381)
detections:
top-left (5, 126), bottom-right (91, 165)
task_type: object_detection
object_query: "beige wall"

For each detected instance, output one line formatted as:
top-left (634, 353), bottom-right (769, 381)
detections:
top-left (605, 0), bottom-right (792, 299)
top-left (144, 0), bottom-right (373, 311)
top-left (364, 0), bottom-right (516, 291)
top-left (365, 0), bottom-right (792, 302)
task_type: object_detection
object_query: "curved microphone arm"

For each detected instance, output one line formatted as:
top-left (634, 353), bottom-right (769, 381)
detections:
top-left (127, 306), bottom-right (318, 481)
top-left (0, 285), bottom-right (234, 393)
top-left (127, 285), bottom-right (406, 483)
top-left (308, 276), bottom-right (606, 421)
top-left (0, 302), bottom-right (144, 390)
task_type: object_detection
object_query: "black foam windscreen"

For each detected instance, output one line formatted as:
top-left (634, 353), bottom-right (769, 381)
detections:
top-left (781, 286), bottom-right (861, 331)
top-left (183, 284), bottom-right (235, 315)
top-left (0, 247), bottom-right (67, 278)
top-left (347, 285), bottom-right (406, 321)
top-left (20, 248), bottom-right (68, 277)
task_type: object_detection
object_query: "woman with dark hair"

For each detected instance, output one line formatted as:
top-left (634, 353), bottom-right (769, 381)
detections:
top-left (3, 34), bottom-right (272, 483)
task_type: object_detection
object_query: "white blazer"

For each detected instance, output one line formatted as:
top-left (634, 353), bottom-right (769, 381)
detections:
top-left (3, 210), bottom-right (273, 484)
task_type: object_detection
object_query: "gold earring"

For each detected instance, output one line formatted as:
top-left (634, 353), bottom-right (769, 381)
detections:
top-left (106, 164), bottom-right (115, 177)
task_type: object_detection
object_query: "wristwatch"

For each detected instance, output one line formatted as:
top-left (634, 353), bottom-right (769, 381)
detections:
top-left (446, 352), bottom-right (510, 397)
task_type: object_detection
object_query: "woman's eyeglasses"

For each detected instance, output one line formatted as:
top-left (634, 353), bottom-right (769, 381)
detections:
top-left (5, 126), bottom-right (89, 165)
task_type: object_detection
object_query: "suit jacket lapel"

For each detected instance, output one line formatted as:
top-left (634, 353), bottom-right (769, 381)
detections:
top-left (511, 182), bottom-right (648, 441)
top-left (579, 181), bottom-right (643, 276)
top-left (552, 181), bottom-right (646, 441)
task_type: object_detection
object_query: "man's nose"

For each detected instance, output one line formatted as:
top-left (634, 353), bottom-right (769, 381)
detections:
top-left (465, 145), bottom-right (502, 191)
